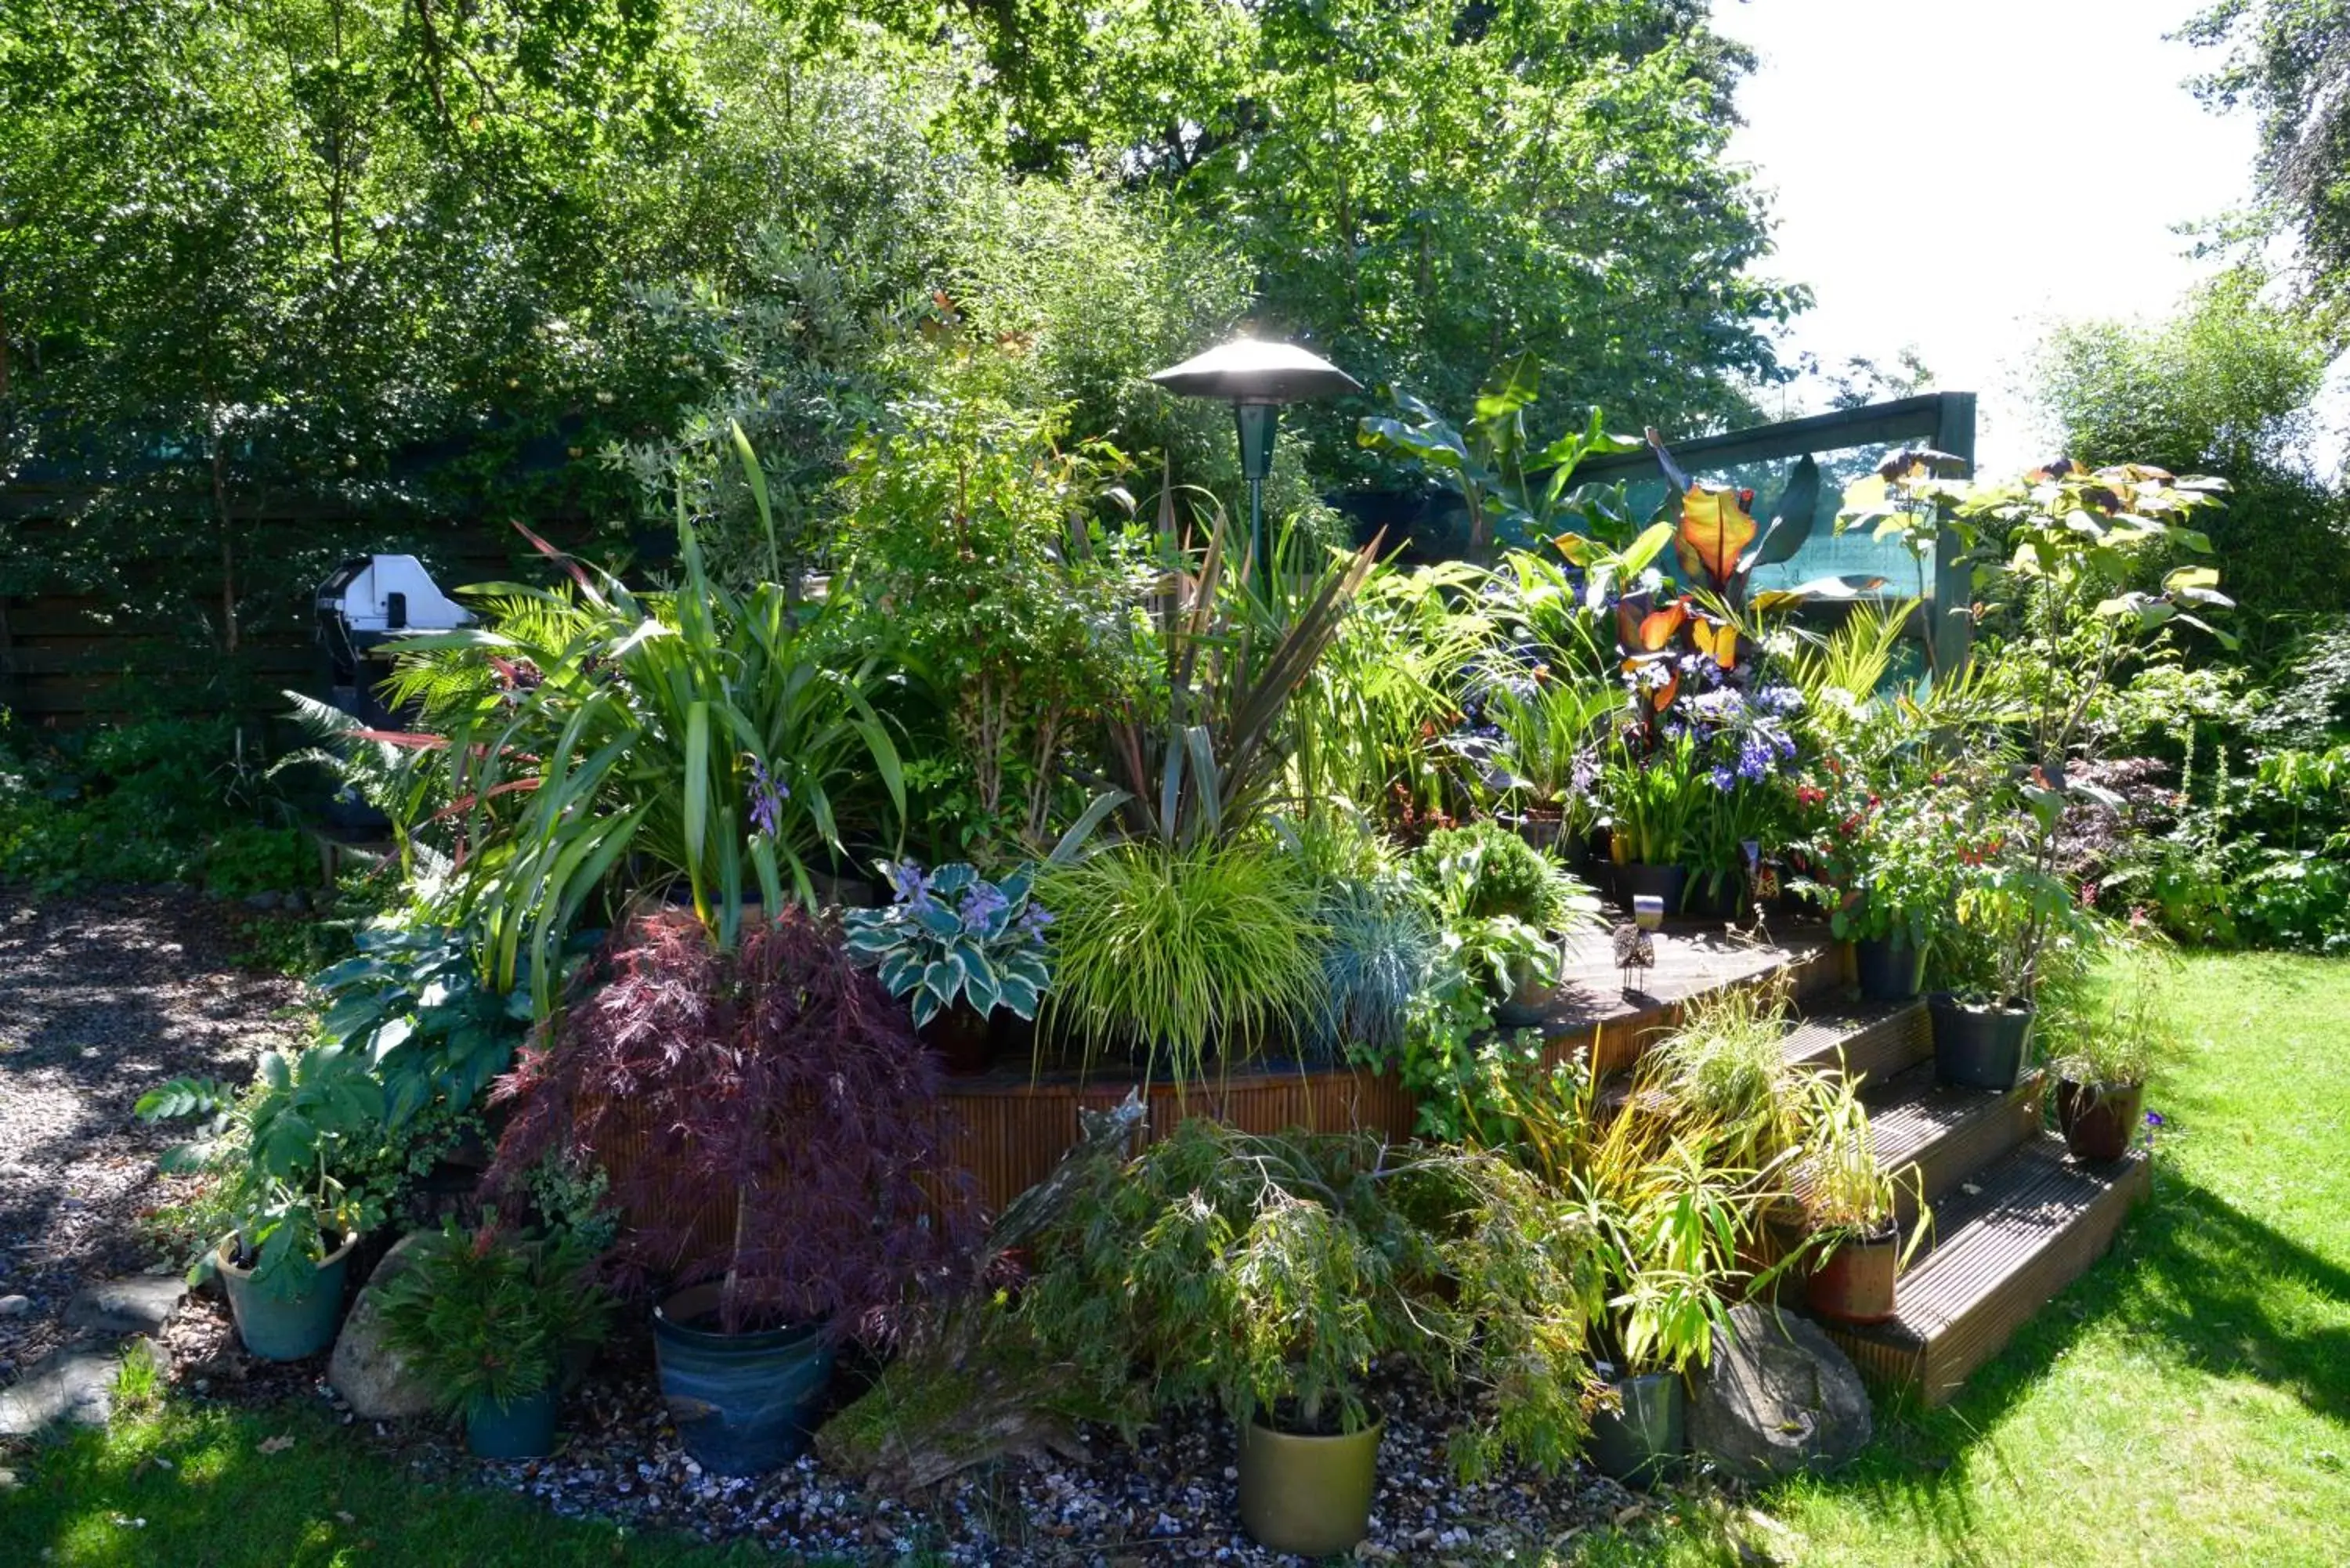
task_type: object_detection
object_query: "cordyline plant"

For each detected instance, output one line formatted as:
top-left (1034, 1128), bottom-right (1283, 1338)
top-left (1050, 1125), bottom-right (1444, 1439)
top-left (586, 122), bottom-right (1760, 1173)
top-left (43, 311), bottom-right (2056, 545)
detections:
top-left (482, 908), bottom-right (978, 1339)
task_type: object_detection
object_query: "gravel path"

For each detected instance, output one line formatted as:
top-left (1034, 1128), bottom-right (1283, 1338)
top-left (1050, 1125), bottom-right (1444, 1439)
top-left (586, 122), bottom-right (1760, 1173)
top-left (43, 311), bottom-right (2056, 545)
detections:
top-left (0, 888), bottom-right (306, 1382)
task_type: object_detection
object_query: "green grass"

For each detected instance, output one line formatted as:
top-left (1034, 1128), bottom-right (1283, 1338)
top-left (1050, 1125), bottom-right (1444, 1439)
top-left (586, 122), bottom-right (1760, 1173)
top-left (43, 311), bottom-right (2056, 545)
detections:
top-left (5, 952), bottom-right (2346, 1566)
top-left (1564, 951), bottom-right (2350, 1567)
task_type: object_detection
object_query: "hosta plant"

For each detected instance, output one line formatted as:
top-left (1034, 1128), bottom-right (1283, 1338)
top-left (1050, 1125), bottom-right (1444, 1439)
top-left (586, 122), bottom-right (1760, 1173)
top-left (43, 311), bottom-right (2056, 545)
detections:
top-left (841, 860), bottom-right (1052, 1027)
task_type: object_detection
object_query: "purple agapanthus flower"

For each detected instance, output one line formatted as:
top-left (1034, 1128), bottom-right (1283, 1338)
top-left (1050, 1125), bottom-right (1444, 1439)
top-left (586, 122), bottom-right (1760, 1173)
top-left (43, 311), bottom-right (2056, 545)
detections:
top-left (747, 757), bottom-right (788, 838)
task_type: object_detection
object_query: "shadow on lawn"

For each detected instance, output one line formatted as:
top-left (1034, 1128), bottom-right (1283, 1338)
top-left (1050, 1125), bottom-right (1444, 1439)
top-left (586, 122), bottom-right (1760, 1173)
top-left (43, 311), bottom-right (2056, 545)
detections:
top-left (1791, 1164), bottom-right (2350, 1558)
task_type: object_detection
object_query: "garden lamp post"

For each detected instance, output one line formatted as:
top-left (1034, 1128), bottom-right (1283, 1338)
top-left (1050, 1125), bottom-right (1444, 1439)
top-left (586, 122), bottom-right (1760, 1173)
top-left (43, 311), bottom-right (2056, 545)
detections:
top-left (1147, 338), bottom-right (1361, 576)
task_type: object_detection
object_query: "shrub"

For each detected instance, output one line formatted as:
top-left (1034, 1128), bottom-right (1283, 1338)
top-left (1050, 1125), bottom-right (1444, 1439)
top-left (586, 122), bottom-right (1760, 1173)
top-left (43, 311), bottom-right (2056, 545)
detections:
top-left (1411, 822), bottom-right (1578, 927)
top-left (482, 909), bottom-right (978, 1337)
top-left (1015, 1122), bottom-right (1598, 1475)
top-left (376, 1221), bottom-right (614, 1411)
top-left (1037, 840), bottom-right (1325, 1080)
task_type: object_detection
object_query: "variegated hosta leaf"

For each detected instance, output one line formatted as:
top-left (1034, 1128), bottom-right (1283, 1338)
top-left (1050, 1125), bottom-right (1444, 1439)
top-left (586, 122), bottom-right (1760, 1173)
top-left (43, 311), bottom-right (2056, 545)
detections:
top-left (930, 863), bottom-right (980, 897)
top-left (878, 950), bottom-right (922, 997)
top-left (964, 966), bottom-right (1001, 1017)
top-left (911, 989), bottom-right (942, 1029)
top-left (913, 902), bottom-right (963, 938)
top-left (996, 972), bottom-right (1040, 1020)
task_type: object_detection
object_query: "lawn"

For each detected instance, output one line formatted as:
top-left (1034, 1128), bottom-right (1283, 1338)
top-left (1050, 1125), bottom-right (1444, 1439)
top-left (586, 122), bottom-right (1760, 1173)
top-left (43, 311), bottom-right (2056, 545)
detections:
top-left (5, 951), bottom-right (2347, 1567)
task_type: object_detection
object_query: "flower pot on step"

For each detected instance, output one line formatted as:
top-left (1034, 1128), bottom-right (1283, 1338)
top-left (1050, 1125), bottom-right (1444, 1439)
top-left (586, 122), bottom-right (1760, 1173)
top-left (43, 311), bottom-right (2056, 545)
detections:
top-left (1853, 936), bottom-right (1925, 1002)
top-left (1588, 1370), bottom-right (1683, 1487)
top-left (1928, 993), bottom-right (2034, 1090)
top-left (2055, 1078), bottom-right (2144, 1163)
top-left (653, 1284), bottom-right (836, 1476)
top-left (1236, 1411), bottom-right (1383, 1556)
top-left (216, 1233), bottom-right (357, 1362)
top-left (466, 1385), bottom-right (561, 1459)
top-left (1804, 1225), bottom-right (1901, 1325)
top-left (1614, 862), bottom-right (1687, 919)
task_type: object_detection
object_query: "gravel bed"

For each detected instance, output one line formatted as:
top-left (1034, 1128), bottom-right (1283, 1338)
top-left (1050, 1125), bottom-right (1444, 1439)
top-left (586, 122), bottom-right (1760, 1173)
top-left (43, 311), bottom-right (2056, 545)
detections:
top-left (0, 888), bottom-right (309, 1380)
top-left (296, 1340), bottom-right (1643, 1565)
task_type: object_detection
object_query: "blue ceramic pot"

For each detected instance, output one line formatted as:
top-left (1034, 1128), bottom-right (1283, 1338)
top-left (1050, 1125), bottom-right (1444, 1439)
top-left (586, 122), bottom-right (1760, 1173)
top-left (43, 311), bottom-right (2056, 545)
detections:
top-left (652, 1284), bottom-right (835, 1476)
top-left (466, 1386), bottom-right (560, 1459)
top-left (216, 1234), bottom-right (356, 1362)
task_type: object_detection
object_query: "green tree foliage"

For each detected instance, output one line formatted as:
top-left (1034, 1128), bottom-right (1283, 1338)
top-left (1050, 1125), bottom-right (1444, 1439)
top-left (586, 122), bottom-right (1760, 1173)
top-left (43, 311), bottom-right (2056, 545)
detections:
top-left (2035, 271), bottom-right (2350, 647)
top-left (906, 0), bottom-right (1805, 472)
top-left (2186, 0), bottom-right (2350, 321)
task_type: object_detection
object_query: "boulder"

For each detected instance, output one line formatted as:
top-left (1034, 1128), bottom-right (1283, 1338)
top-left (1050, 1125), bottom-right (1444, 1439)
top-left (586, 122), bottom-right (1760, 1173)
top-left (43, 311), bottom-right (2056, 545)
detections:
top-left (0, 1338), bottom-right (156, 1438)
top-left (327, 1232), bottom-right (439, 1420)
top-left (1687, 1303), bottom-right (1871, 1486)
top-left (66, 1276), bottom-right (189, 1337)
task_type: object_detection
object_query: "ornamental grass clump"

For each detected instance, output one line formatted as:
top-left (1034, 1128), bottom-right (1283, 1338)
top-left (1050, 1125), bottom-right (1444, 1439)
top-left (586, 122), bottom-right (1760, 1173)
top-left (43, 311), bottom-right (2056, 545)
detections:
top-left (482, 907), bottom-right (978, 1338)
top-left (1037, 840), bottom-right (1325, 1081)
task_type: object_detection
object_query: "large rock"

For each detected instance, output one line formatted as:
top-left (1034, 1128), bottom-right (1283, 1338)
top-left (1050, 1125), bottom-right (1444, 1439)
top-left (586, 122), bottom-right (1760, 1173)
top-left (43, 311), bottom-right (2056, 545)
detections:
top-left (66, 1276), bottom-right (189, 1337)
top-left (0, 1338), bottom-right (157, 1437)
top-left (327, 1232), bottom-right (439, 1420)
top-left (1688, 1303), bottom-right (1872, 1486)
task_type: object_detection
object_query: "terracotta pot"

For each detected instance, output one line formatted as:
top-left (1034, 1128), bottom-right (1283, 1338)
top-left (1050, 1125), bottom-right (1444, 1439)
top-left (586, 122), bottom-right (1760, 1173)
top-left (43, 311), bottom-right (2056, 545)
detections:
top-left (2055, 1078), bottom-right (2143, 1163)
top-left (1804, 1226), bottom-right (1900, 1324)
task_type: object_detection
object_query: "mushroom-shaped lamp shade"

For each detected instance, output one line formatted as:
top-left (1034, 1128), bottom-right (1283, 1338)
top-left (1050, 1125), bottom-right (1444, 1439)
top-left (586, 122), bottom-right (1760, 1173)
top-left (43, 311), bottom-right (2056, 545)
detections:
top-left (1146, 338), bottom-right (1362, 405)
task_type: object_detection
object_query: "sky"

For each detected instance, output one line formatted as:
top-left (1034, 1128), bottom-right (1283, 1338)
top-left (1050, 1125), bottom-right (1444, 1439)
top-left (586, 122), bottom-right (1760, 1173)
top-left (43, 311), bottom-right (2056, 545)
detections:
top-left (1719, 0), bottom-right (2269, 471)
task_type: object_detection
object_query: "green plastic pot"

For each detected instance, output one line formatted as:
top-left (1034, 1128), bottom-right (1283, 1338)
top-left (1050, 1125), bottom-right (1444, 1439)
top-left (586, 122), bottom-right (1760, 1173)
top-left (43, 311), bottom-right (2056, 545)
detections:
top-left (1236, 1411), bottom-right (1383, 1556)
top-left (466, 1385), bottom-right (560, 1459)
top-left (215, 1233), bottom-right (357, 1362)
top-left (1589, 1371), bottom-right (1683, 1487)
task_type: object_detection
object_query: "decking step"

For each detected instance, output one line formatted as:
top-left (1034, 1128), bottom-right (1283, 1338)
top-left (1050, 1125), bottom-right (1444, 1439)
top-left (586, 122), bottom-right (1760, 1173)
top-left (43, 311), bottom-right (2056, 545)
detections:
top-left (1781, 997), bottom-right (1931, 1085)
top-left (1861, 1063), bottom-right (2044, 1214)
top-left (1817, 1134), bottom-right (2150, 1406)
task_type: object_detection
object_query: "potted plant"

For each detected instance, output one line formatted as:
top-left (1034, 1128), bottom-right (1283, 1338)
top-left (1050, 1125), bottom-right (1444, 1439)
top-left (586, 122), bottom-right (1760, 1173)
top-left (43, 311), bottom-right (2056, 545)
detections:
top-left (375, 1220), bottom-right (614, 1458)
top-left (1408, 822), bottom-right (1601, 1014)
top-left (1794, 783), bottom-right (1964, 1003)
top-left (1017, 1123), bottom-right (1595, 1554)
top-left (1600, 728), bottom-right (1704, 913)
top-left (1568, 1114), bottom-right (1771, 1485)
top-left (1484, 676), bottom-right (1614, 860)
top-left (2046, 953), bottom-right (2174, 1162)
top-left (1795, 1072), bottom-right (1929, 1324)
top-left (481, 909), bottom-right (979, 1475)
top-left (841, 858), bottom-right (1053, 1074)
top-left (136, 1044), bottom-right (385, 1362)
top-left (1930, 844), bottom-right (2086, 1089)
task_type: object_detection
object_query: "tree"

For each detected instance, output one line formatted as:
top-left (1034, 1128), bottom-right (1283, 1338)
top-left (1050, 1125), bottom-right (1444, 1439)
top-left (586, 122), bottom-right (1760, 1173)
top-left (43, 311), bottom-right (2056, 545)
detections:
top-left (2035, 270), bottom-right (2348, 650)
top-left (2184, 0), bottom-right (2350, 323)
top-left (856, 0), bottom-right (1809, 477)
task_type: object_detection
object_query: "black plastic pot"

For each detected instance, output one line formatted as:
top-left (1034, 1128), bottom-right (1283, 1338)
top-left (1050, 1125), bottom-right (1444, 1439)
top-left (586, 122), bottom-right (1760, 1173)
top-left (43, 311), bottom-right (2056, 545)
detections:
top-left (1614, 862), bottom-right (1688, 919)
top-left (1589, 1371), bottom-right (1683, 1487)
top-left (1853, 936), bottom-right (1925, 1002)
top-left (1683, 869), bottom-right (1744, 919)
top-left (1928, 994), bottom-right (2034, 1090)
top-left (2056, 1078), bottom-right (2144, 1162)
top-left (653, 1285), bottom-right (836, 1476)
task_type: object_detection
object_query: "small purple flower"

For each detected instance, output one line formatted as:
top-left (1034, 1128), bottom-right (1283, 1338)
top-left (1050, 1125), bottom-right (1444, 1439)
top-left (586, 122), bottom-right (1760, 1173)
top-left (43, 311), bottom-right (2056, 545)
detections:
top-left (958, 880), bottom-right (1010, 933)
top-left (2145, 1110), bottom-right (2165, 1128)
top-left (886, 859), bottom-right (935, 911)
top-left (747, 757), bottom-right (787, 838)
top-left (1018, 901), bottom-right (1054, 945)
